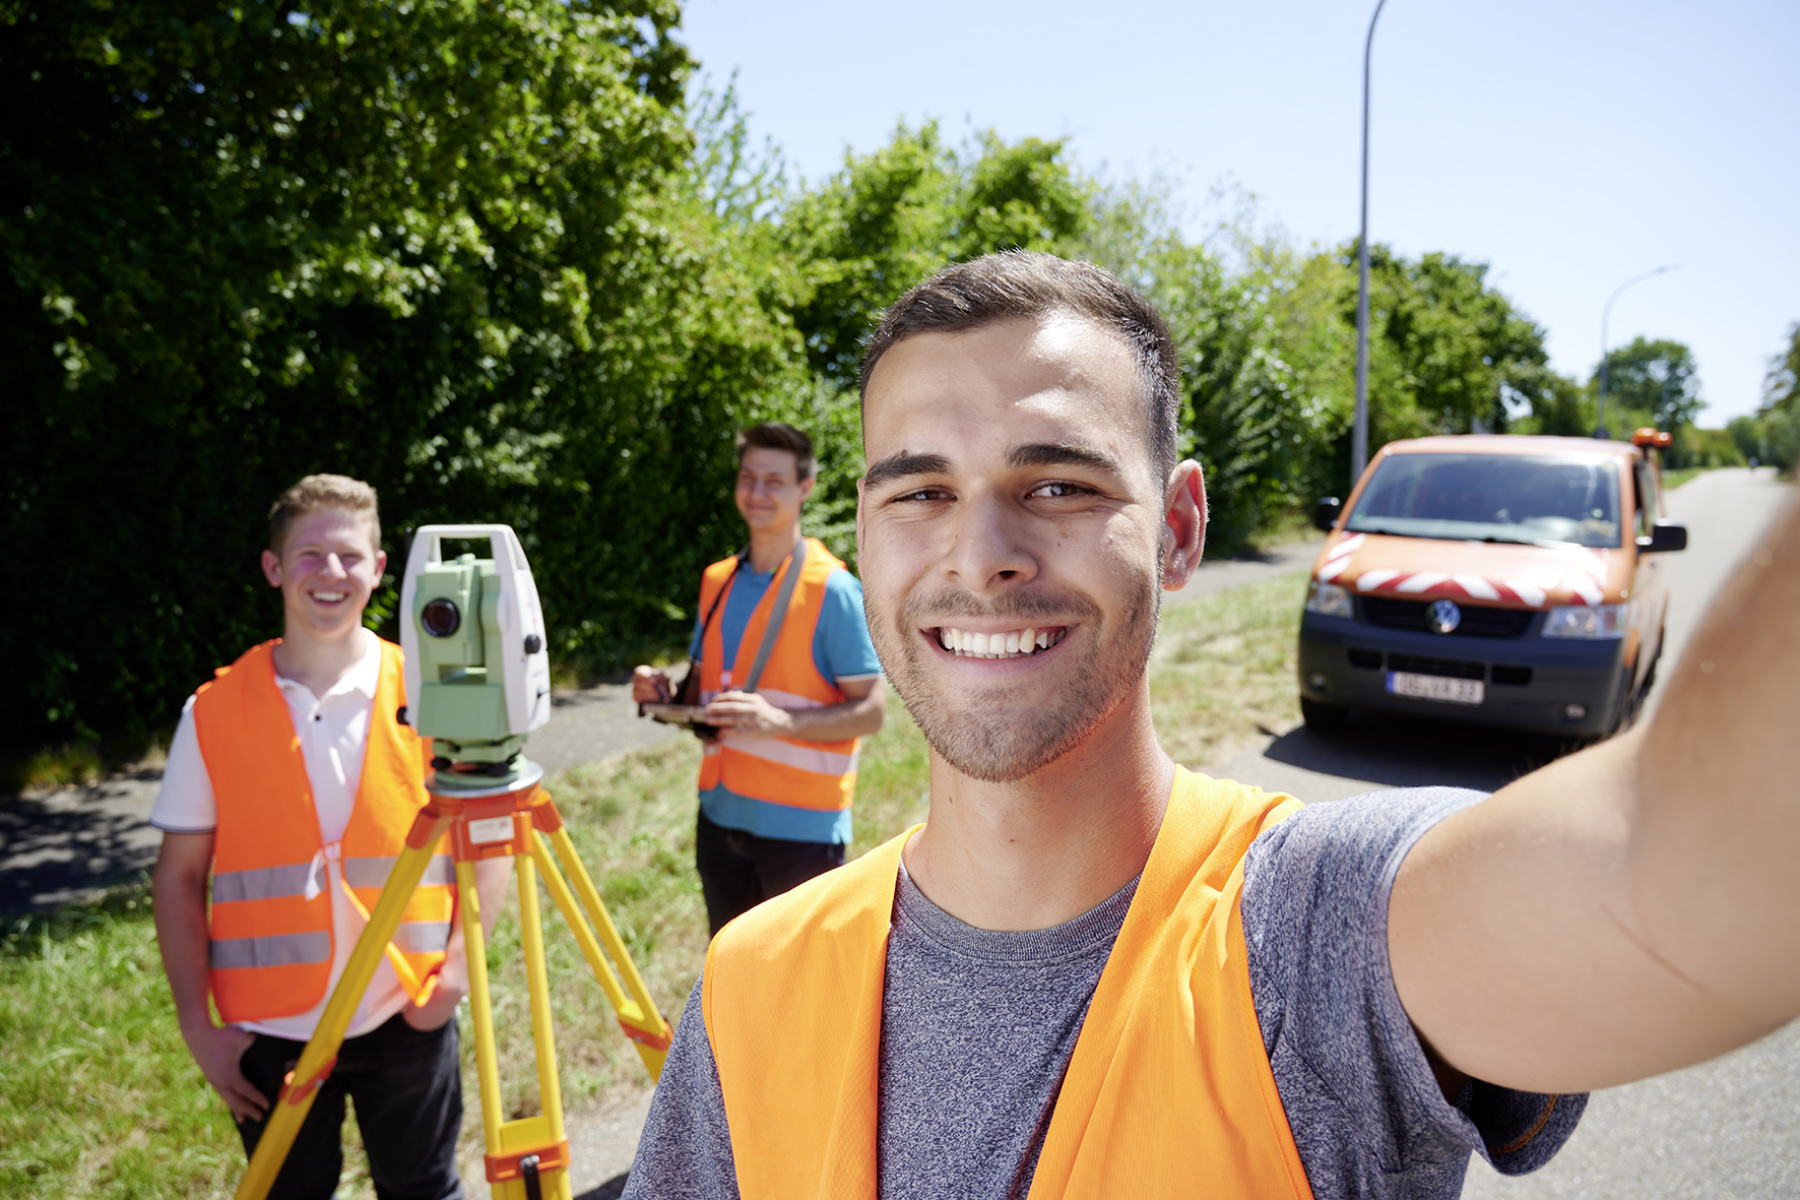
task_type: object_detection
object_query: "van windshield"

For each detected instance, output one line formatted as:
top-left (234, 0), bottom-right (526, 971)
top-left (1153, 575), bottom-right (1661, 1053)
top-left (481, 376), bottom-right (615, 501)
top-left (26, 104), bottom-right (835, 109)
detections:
top-left (1347, 453), bottom-right (1622, 548)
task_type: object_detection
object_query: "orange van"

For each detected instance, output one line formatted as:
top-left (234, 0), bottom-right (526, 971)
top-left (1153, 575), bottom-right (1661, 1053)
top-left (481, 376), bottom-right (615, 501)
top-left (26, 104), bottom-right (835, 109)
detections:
top-left (1298, 432), bottom-right (1687, 738)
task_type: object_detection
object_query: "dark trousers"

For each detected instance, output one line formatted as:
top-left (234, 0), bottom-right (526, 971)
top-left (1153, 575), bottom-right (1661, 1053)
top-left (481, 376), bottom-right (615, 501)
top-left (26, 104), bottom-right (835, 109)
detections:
top-left (236, 1012), bottom-right (464, 1200)
top-left (695, 809), bottom-right (846, 935)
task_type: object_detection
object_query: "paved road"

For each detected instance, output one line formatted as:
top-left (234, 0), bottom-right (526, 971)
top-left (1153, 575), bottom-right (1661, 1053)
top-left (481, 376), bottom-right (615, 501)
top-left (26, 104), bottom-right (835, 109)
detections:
top-left (1210, 467), bottom-right (1799, 1198)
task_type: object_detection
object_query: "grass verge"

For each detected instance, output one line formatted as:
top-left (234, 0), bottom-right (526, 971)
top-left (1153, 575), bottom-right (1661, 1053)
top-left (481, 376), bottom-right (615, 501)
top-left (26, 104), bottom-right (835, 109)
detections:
top-left (1150, 572), bottom-right (1308, 771)
top-left (0, 572), bottom-right (1309, 1197)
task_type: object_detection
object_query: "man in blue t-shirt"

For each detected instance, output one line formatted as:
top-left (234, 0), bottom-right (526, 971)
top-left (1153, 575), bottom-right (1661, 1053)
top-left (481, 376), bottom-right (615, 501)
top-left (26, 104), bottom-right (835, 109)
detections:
top-left (634, 422), bottom-right (886, 933)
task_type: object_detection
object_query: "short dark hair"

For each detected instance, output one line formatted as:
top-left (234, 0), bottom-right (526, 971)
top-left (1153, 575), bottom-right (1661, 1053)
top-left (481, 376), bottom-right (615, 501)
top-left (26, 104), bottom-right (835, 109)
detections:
top-left (859, 251), bottom-right (1182, 487)
top-left (737, 421), bottom-right (816, 481)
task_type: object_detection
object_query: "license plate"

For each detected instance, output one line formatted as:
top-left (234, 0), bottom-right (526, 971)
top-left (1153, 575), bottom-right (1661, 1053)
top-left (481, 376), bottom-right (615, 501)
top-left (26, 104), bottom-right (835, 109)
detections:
top-left (1386, 671), bottom-right (1484, 705)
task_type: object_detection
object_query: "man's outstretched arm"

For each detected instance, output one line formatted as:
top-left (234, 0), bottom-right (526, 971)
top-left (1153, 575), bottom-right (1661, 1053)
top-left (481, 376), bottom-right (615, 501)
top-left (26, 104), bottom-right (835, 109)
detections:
top-left (1390, 492), bottom-right (1800, 1093)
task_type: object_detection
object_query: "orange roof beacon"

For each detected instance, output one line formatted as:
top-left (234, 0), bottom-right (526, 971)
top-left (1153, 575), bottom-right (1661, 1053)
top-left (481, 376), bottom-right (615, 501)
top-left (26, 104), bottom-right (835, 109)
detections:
top-left (1299, 435), bottom-right (1688, 738)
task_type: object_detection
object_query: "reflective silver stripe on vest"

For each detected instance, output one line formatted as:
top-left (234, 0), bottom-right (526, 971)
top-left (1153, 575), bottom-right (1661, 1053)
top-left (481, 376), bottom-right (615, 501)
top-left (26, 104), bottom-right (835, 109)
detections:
top-left (393, 921), bottom-right (453, 954)
top-left (211, 863), bottom-right (315, 904)
top-left (343, 855), bottom-right (456, 890)
top-left (210, 930), bottom-right (332, 970)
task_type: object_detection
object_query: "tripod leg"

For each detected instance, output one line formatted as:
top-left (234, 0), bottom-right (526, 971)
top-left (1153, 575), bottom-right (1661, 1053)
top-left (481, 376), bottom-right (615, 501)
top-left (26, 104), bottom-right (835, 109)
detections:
top-left (515, 833), bottom-right (570, 1197)
top-left (234, 830), bottom-right (445, 1200)
top-left (458, 858), bottom-right (506, 1157)
top-left (540, 826), bottom-right (672, 1079)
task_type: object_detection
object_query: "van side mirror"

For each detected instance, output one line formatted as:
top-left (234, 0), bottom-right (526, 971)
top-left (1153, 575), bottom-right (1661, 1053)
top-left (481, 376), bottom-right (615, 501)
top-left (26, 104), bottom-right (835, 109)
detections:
top-left (1637, 521), bottom-right (1687, 554)
top-left (1312, 497), bottom-right (1342, 532)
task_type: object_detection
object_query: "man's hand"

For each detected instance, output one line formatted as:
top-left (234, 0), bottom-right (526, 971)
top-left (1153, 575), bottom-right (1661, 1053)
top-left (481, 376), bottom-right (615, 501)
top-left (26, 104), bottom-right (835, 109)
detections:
top-left (632, 665), bottom-right (672, 705)
top-left (704, 678), bottom-right (886, 742)
top-left (704, 690), bottom-right (794, 735)
top-left (403, 958), bottom-right (466, 1032)
top-left (180, 1017), bottom-right (267, 1123)
top-left (403, 855), bottom-right (512, 1032)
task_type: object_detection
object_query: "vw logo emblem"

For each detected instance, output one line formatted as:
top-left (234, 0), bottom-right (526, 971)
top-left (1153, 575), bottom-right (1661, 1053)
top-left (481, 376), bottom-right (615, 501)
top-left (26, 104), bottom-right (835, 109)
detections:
top-left (1427, 599), bottom-right (1462, 634)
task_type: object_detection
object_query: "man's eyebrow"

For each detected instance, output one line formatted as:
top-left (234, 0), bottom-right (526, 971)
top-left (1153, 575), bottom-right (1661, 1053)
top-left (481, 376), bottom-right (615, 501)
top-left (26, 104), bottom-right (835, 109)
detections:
top-left (1007, 442), bottom-right (1125, 477)
top-left (863, 452), bottom-right (952, 492)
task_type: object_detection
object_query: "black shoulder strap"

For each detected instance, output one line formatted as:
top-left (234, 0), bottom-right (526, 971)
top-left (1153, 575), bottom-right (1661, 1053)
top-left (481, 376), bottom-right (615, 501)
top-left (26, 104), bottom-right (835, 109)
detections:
top-left (695, 548), bottom-right (745, 649)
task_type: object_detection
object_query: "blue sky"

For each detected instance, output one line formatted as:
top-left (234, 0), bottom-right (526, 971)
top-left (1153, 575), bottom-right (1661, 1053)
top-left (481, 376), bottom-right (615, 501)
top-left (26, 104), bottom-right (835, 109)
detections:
top-left (675, 0), bottom-right (1798, 423)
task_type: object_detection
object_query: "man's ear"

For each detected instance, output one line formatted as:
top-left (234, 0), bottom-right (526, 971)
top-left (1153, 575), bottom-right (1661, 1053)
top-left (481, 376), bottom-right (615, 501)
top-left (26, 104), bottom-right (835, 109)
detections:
top-left (799, 474), bottom-right (817, 503)
top-left (1161, 460), bottom-right (1207, 591)
top-left (261, 548), bottom-right (284, 588)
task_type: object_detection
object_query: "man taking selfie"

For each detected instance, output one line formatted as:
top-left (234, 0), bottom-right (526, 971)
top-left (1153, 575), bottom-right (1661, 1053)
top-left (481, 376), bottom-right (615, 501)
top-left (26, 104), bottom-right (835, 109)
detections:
top-left (625, 254), bottom-right (1800, 1199)
top-left (634, 422), bottom-right (886, 934)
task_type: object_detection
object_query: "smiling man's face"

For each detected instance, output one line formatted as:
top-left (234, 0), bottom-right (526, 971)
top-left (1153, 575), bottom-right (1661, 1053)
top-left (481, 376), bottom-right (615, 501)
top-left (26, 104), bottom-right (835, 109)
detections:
top-left (260, 507), bottom-right (386, 641)
top-left (857, 314), bottom-right (1173, 783)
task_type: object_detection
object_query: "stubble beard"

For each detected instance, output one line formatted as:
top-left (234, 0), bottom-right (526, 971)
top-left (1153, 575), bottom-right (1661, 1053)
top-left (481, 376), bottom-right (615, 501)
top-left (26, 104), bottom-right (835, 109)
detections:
top-left (869, 570), bottom-right (1162, 784)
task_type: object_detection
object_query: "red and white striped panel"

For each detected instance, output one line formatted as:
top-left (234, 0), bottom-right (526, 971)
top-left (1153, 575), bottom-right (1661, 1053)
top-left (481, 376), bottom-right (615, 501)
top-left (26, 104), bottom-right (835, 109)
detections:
top-left (1349, 570), bottom-right (1549, 607)
top-left (1315, 533), bottom-right (1364, 582)
top-left (1316, 533), bottom-right (1610, 607)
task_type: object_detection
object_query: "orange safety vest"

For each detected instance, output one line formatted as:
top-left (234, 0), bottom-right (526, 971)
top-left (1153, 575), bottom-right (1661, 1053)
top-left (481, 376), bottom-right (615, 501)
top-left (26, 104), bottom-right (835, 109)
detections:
top-left (702, 768), bottom-right (1315, 1200)
top-left (193, 639), bottom-right (454, 1025)
top-left (696, 537), bottom-right (860, 816)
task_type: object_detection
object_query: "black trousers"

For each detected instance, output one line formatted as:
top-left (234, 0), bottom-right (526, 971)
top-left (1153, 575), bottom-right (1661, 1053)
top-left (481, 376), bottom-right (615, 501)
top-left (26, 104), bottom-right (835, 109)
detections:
top-left (695, 809), bottom-right (846, 935)
top-left (235, 1012), bottom-right (464, 1200)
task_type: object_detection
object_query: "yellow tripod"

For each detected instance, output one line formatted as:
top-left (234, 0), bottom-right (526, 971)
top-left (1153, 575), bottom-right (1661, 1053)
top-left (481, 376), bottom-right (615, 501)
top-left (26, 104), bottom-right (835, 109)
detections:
top-left (233, 768), bottom-right (673, 1200)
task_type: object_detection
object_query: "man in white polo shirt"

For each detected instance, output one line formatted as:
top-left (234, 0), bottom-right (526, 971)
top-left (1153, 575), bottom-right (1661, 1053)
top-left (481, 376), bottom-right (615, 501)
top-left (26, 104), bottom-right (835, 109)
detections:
top-left (151, 474), bottom-right (508, 1200)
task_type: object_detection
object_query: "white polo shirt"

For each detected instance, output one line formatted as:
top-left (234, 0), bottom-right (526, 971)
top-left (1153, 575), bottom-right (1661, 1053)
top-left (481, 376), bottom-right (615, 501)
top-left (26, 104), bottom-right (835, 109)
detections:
top-left (151, 629), bottom-right (412, 1041)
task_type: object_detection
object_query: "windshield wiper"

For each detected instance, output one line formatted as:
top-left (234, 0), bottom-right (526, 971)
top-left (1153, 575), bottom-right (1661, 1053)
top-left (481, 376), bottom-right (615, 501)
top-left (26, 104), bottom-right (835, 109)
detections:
top-left (1348, 523), bottom-right (1424, 539)
top-left (1475, 534), bottom-right (1576, 549)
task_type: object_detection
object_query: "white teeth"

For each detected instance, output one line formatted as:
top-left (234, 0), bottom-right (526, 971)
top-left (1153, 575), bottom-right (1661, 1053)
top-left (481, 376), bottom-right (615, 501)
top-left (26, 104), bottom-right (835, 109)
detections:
top-left (938, 626), bottom-right (1064, 659)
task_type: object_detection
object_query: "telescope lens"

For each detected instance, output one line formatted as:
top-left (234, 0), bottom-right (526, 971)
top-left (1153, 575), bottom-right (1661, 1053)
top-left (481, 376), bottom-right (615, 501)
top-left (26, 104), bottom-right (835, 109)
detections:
top-left (421, 598), bottom-right (461, 638)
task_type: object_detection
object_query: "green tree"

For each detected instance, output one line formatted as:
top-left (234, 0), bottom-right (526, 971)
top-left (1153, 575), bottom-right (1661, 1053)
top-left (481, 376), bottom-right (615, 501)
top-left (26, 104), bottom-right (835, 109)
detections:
top-left (1594, 337), bottom-right (1704, 450)
top-left (1744, 322), bottom-right (1800, 472)
top-left (1351, 246), bottom-right (1557, 445)
top-left (1, 0), bottom-right (806, 753)
top-left (1520, 374), bottom-right (1597, 438)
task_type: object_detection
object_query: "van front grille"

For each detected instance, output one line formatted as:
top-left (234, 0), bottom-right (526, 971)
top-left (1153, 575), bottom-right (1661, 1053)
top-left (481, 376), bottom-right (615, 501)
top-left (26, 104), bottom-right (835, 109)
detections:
top-left (1362, 597), bottom-right (1534, 638)
top-left (1386, 653), bottom-right (1486, 681)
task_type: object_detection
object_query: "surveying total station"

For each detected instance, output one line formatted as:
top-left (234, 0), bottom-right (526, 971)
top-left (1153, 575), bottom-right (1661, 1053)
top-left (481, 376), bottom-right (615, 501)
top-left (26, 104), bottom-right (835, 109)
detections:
top-left (235, 525), bottom-right (674, 1200)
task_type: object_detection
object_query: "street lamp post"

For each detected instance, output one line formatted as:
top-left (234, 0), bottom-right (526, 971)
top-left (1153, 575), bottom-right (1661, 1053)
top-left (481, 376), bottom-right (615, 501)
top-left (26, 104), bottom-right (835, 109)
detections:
top-left (1596, 264), bottom-right (1677, 440)
top-left (1352, 0), bottom-right (1389, 486)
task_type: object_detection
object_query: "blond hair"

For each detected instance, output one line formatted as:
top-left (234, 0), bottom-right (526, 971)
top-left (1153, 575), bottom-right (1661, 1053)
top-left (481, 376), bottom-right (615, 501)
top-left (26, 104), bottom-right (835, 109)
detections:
top-left (268, 474), bottom-right (381, 555)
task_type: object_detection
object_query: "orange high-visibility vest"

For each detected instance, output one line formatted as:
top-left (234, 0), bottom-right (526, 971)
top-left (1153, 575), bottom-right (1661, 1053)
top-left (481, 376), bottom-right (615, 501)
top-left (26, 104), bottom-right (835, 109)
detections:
top-left (701, 768), bottom-right (1314, 1200)
top-left (193, 639), bottom-right (454, 1025)
top-left (696, 537), bottom-right (860, 816)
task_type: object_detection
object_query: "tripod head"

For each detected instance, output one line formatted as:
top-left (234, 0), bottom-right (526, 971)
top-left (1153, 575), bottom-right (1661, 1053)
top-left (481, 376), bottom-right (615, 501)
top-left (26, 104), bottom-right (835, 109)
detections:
top-left (399, 524), bottom-right (551, 790)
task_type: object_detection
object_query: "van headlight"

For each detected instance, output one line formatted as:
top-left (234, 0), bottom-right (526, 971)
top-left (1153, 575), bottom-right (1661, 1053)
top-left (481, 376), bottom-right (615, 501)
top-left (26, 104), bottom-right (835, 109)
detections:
top-left (1541, 604), bottom-right (1627, 639)
top-left (1305, 581), bottom-right (1354, 618)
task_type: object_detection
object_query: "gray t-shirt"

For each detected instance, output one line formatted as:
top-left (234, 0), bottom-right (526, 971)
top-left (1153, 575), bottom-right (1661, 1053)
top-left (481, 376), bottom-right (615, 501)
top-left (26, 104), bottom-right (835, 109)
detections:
top-left (623, 787), bottom-right (1586, 1199)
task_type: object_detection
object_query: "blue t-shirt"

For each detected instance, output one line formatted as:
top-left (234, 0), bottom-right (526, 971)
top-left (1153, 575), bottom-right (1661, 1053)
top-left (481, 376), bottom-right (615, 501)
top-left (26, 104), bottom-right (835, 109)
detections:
top-left (687, 556), bottom-right (883, 844)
